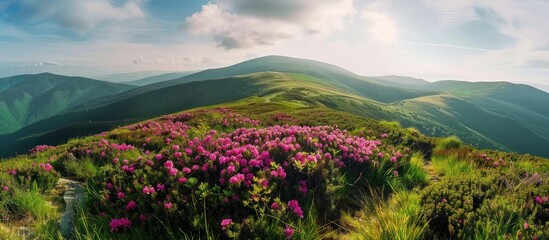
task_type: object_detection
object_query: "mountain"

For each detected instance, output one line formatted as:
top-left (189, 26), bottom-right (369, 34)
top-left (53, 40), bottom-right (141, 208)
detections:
top-left (75, 56), bottom-right (439, 110)
top-left (1, 56), bottom-right (549, 158)
top-left (2, 92), bottom-right (546, 239)
top-left (0, 73), bottom-right (134, 134)
top-left (369, 75), bottom-right (430, 88)
top-left (93, 70), bottom-right (173, 83)
top-left (520, 81), bottom-right (549, 93)
top-left (124, 71), bottom-right (198, 86)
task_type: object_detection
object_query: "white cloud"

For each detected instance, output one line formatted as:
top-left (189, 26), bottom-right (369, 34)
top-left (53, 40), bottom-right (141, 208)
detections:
top-left (2, 0), bottom-right (145, 33)
top-left (185, 1), bottom-right (354, 49)
top-left (421, 0), bottom-right (479, 28)
top-left (362, 5), bottom-right (399, 43)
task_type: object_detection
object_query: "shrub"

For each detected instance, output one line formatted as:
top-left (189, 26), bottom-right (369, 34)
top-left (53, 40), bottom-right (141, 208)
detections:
top-left (83, 123), bottom-right (409, 238)
top-left (420, 176), bottom-right (497, 239)
top-left (15, 163), bottom-right (60, 193)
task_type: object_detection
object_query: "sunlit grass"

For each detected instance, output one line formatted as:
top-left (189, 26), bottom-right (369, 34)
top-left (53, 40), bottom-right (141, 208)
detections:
top-left (340, 190), bottom-right (427, 240)
top-left (431, 155), bottom-right (479, 177)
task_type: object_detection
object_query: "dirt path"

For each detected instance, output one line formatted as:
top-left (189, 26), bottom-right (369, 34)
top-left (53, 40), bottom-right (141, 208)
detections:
top-left (57, 178), bottom-right (85, 239)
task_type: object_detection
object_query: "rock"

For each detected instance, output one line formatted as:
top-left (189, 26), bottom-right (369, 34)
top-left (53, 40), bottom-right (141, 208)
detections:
top-left (58, 178), bottom-right (85, 239)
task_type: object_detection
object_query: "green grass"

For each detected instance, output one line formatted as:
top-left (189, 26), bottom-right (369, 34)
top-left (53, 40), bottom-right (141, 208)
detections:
top-left (435, 136), bottom-right (462, 151)
top-left (341, 190), bottom-right (427, 240)
top-left (431, 155), bottom-right (479, 177)
top-left (401, 153), bottom-right (430, 188)
top-left (63, 158), bottom-right (98, 181)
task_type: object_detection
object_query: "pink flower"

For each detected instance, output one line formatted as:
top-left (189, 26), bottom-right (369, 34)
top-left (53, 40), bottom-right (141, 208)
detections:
top-left (535, 196), bottom-right (545, 204)
top-left (117, 192), bottom-right (125, 199)
top-left (380, 133), bottom-right (389, 138)
top-left (178, 177), bottom-right (187, 183)
top-left (390, 157), bottom-right (397, 163)
top-left (523, 221), bottom-right (529, 230)
top-left (142, 186), bottom-right (156, 195)
top-left (156, 184), bottom-right (165, 192)
top-left (378, 152), bottom-right (384, 158)
top-left (393, 170), bottom-right (399, 177)
top-left (229, 173), bottom-right (245, 185)
top-left (2, 186), bottom-right (8, 191)
top-left (174, 152), bottom-right (183, 158)
top-left (109, 218), bottom-right (132, 232)
top-left (221, 218), bottom-right (233, 230)
top-left (155, 154), bottom-right (163, 161)
top-left (271, 202), bottom-right (280, 210)
top-left (288, 200), bottom-right (304, 218)
top-left (284, 225), bottom-right (294, 239)
top-left (164, 161), bottom-right (174, 169)
top-left (125, 200), bottom-right (137, 211)
top-left (168, 167), bottom-right (179, 176)
top-left (185, 148), bottom-right (193, 155)
top-left (183, 167), bottom-right (191, 174)
top-left (441, 198), bottom-right (447, 203)
top-left (298, 180), bottom-right (307, 195)
top-left (164, 202), bottom-right (173, 209)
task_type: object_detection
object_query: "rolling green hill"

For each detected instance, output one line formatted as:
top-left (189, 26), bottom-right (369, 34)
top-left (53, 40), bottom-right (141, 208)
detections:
top-left (76, 56), bottom-right (438, 110)
top-left (0, 73), bottom-right (135, 134)
top-left (1, 56), bottom-right (548, 158)
top-left (123, 71), bottom-right (198, 86)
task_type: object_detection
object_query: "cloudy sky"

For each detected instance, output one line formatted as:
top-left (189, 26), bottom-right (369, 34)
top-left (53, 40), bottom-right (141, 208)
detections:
top-left (0, 0), bottom-right (548, 84)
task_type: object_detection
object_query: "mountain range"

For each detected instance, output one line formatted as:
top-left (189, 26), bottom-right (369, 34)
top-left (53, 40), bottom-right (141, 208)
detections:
top-left (0, 73), bottom-right (134, 134)
top-left (1, 56), bottom-right (548, 158)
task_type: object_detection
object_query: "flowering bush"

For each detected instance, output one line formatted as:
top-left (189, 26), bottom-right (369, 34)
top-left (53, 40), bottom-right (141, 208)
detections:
top-left (11, 162), bottom-right (60, 193)
top-left (82, 113), bottom-right (408, 238)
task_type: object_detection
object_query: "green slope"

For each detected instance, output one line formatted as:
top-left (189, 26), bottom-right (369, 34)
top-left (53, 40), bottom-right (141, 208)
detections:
top-left (0, 72), bottom-right (393, 157)
top-left (77, 55), bottom-right (438, 110)
top-left (124, 71), bottom-right (198, 86)
top-left (0, 73), bottom-right (135, 134)
top-left (1, 57), bottom-right (549, 158)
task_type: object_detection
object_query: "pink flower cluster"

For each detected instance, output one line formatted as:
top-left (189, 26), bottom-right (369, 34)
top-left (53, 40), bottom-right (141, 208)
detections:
top-left (88, 112), bottom-right (403, 237)
top-left (287, 200), bottom-right (304, 218)
top-left (29, 145), bottom-right (56, 154)
top-left (39, 163), bottom-right (53, 171)
top-left (221, 218), bottom-right (233, 230)
top-left (109, 218), bottom-right (132, 232)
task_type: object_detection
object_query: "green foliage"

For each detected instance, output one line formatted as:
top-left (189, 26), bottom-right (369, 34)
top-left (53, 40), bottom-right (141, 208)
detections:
top-left (14, 164), bottom-right (60, 193)
top-left (400, 153), bottom-right (430, 188)
top-left (435, 136), bottom-right (462, 151)
top-left (420, 176), bottom-right (497, 239)
top-left (1, 182), bottom-right (58, 222)
top-left (341, 190), bottom-right (427, 240)
top-left (62, 158), bottom-right (98, 181)
top-left (431, 155), bottom-right (479, 178)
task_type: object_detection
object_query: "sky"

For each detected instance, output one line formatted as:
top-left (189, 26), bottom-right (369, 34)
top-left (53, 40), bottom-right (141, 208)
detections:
top-left (0, 0), bottom-right (548, 84)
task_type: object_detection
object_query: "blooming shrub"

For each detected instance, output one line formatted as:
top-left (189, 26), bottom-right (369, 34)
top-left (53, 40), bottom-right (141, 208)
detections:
top-left (12, 163), bottom-right (60, 193)
top-left (85, 117), bottom-right (408, 238)
top-left (420, 176), bottom-right (497, 239)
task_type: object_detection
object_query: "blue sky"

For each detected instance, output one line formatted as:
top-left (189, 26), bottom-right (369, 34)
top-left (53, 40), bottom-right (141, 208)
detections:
top-left (0, 0), bottom-right (548, 84)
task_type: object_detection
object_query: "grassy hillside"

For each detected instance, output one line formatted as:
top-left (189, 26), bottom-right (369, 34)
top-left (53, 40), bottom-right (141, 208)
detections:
top-left (77, 56), bottom-right (438, 110)
top-left (0, 73), bottom-right (135, 134)
top-left (2, 69), bottom-right (549, 158)
top-left (368, 75), bottom-right (430, 89)
top-left (93, 70), bottom-right (173, 83)
top-left (0, 99), bottom-right (547, 239)
top-left (124, 71), bottom-right (198, 86)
